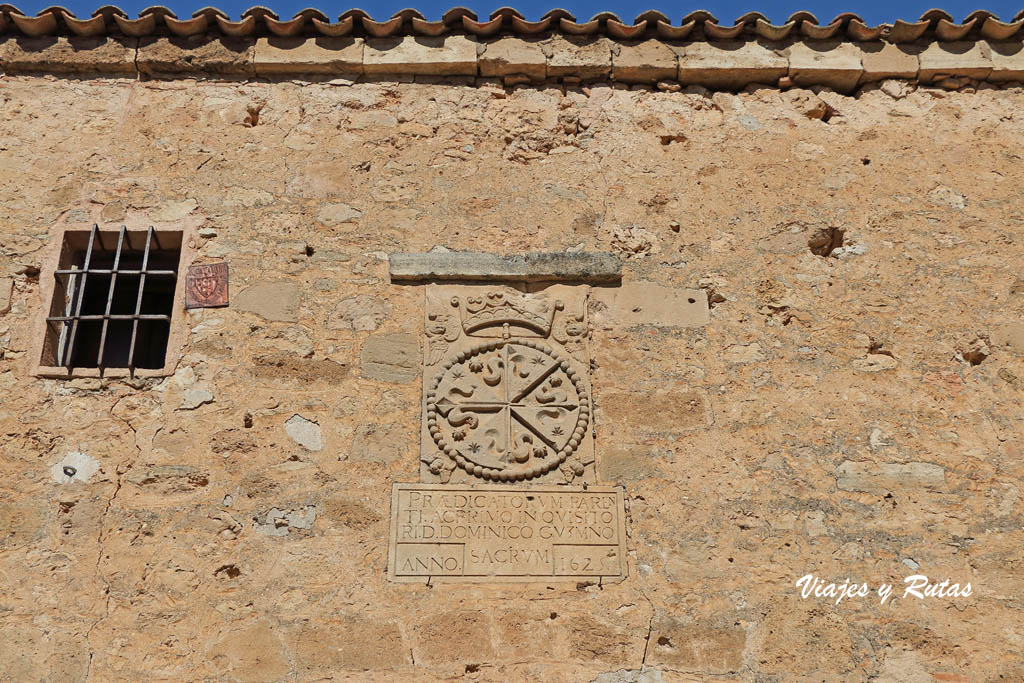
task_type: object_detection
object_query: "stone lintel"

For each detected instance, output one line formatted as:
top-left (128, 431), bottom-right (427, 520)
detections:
top-left (548, 35), bottom-right (612, 80)
top-left (0, 35), bottom-right (137, 73)
top-left (677, 40), bottom-right (788, 89)
top-left (364, 35), bottom-right (477, 76)
top-left (478, 36), bottom-right (547, 81)
top-left (612, 39), bottom-right (678, 83)
top-left (137, 36), bottom-right (256, 76)
top-left (787, 40), bottom-right (864, 93)
top-left (918, 41), bottom-right (993, 81)
top-left (859, 42), bottom-right (921, 82)
top-left (253, 36), bottom-right (363, 75)
top-left (987, 41), bottom-right (1024, 81)
top-left (389, 252), bottom-right (622, 284)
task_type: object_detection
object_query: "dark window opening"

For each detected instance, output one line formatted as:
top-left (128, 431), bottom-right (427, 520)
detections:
top-left (42, 225), bottom-right (182, 372)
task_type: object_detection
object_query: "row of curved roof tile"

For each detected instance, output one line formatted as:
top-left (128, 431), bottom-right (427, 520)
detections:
top-left (1, 6), bottom-right (1023, 42)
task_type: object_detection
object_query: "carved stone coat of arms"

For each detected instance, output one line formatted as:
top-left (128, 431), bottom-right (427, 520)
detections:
top-left (419, 284), bottom-right (595, 485)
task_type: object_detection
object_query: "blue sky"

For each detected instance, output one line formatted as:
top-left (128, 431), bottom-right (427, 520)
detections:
top-left (15, 0), bottom-right (1024, 24)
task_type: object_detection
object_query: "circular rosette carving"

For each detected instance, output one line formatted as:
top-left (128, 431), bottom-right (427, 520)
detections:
top-left (426, 339), bottom-right (590, 482)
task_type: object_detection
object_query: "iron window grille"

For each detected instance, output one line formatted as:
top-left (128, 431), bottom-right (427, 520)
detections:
top-left (42, 225), bottom-right (182, 373)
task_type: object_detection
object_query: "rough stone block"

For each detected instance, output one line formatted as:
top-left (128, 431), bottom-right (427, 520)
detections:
top-left (287, 619), bottom-right (408, 672)
top-left (411, 610), bottom-right (495, 665)
top-left (836, 461), bottom-right (946, 495)
top-left (599, 444), bottom-right (662, 482)
top-left (253, 37), bottom-right (363, 75)
top-left (389, 251), bottom-right (621, 283)
top-left (986, 41), bottom-right (1024, 82)
top-left (991, 322), bottom-right (1024, 354)
top-left (647, 618), bottom-right (746, 673)
top-left (285, 414), bottom-right (323, 451)
top-left (612, 40), bottom-right (677, 83)
top-left (364, 36), bottom-right (477, 76)
top-left (0, 278), bottom-right (11, 314)
top-left (788, 40), bottom-right (864, 93)
top-left (0, 36), bottom-right (137, 74)
top-left (479, 36), bottom-right (547, 81)
top-left (859, 42), bottom-right (920, 83)
top-left (548, 35), bottom-right (612, 80)
top-left (602, 389), bottom-right (712, 442)
top-left (350, 423), bottom-right (409, 462)
top-left (360, 333), bottom-right (418, 383)
top-left (918, 41), bottom-right (993, 82)
top-left (592, 282), bottom-right (709, 328)
top-left (677, 40), bottom-right (788, 89)
top-left (252, 354), bottom-right (348, 383)
top-left (207, 622), bottom-right (290, 681)
top-left (328, 294), bottom-right (392, 331)
top-left (137, 36), bottom-right (255, 76)
top-left (317, 202), bottom-right (363, 226)
top-left (234, 281), bottom-right (302, 322)
top-left (0, 499), bottom-right (47, 546)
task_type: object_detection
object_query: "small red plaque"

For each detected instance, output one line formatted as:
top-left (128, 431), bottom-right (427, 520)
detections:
top-left (185, 262), bottom-right (229, 309)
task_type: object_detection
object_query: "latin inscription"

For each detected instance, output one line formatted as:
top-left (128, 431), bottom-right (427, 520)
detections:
top-left (388, 484), bottom-right (627, 583)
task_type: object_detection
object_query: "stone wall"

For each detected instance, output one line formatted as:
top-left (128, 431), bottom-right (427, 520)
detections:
top-left (1, 72), bottom-right (1023, 681)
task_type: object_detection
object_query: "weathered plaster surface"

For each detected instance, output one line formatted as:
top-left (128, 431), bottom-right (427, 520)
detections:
top-left (0, 75), bottom-right (1023, 680)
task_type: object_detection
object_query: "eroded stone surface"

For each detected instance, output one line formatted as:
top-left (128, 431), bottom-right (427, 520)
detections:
top-left (364, 36), bottom-right (477, 76)
top-left (479, 36), bottom-right (548, 81)
top-left (360, 333), bottom-right (418, 383)
top-left (678, 40), bottom-right (788, 89)
top-left (284, 414), bottom-right (323, 452)
top-left (253, 37), bottom-right (363, 75)
top-left (233, 281), bottom-right (302, 322)
top-left (592, 282), bottom-right (709, 328)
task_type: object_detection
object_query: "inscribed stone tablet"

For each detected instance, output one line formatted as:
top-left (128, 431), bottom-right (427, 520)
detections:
top-left (388, 484), bottom-right (626, 583)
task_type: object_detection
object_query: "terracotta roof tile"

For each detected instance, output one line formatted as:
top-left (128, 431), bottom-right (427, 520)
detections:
top-left (0, 6), bottom-right (1022, 42)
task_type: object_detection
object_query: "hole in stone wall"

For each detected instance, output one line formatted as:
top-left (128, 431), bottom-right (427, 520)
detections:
top-left (465, 664), bottom-right (480, 673)
top-left (703, 287), bottom-right (726, 309)
top-left (804, 100), bottom-right (836, 122)
top-left (868, 339), bottom-right (894, 358)
top-left (862, 157), bottom-right (871, 165)
top-left (657, 636), bottom-right (672, 647)
top-left (961, 348), bottom-right (988, 366)
top-left (214, 564), bottom-right (242, 578)
top-left (549, 612), bottom-right (558, 620)
top-left (244, 103), bottom-right (262, 127)
top-left (305, 244), bottom-right (315, 257)
top-left (807, 227), bottom-right (845, 257)
top-left (243, 412), bottom-right (253, 428)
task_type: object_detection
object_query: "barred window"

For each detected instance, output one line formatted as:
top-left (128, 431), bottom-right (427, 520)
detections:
top-left (41, 225), bottom-right (182, 372)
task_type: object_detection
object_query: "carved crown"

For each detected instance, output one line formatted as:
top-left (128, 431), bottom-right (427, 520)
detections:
top-left (451, 290), bottom-right (562, 338)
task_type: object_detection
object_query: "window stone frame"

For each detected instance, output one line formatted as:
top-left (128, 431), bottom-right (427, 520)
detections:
top-left (29, 218), bottom-right (200, 379)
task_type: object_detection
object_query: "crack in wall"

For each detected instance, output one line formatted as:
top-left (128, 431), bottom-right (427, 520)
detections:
top-left (638, 588), bottom-right (655, 671)
top-left (83, 393), bottom-right (139, 679)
